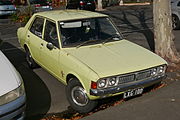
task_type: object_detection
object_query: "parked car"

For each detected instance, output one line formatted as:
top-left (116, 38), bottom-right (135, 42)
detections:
top-left (0, 50), bottom-right (26, 120)
top-left (17, 10), bottom-right (167, 113)
top-left (30, 0), bottom-right (52, 13)
top-left (66, 0), bottom-right (96, 11)
top-left (0, 0), bottom-right (16, 16)
top-left (171, 0), bottom-right (180, 29)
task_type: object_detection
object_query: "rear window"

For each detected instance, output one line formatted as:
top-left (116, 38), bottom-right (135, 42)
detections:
top-left (0, 0), bottom-right (13, 5)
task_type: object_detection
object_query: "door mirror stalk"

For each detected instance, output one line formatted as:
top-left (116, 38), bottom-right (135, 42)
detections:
top-left (46, 42), bottom-right (54, 50)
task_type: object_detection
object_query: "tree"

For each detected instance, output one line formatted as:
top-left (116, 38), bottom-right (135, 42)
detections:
top-left (26, 0), bottom-right (30, 6)
top-left (153, 0), bottom-right (180, 64)
top-left (26, 0), bottom-right (33, 16)
top-left (97, 0), bottom-right (103, 10)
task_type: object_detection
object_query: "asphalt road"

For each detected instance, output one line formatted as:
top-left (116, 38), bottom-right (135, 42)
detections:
top-left (0, 5), bottom-right (179, 119)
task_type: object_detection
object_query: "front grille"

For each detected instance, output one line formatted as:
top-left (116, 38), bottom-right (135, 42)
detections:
top-left (118, 70), bottom-right (152, 85)
top-left (136, 70), bottom-right (151, 81)
top-left (118, 74), bottom-right (135, 84)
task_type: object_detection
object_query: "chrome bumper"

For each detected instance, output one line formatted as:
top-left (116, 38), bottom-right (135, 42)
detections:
top-left (90, 75), bottom-right (165, 96)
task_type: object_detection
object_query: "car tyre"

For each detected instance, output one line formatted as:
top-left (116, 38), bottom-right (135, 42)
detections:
top-left (172, 14), bottom-right (180, 30)
top-left (25, 48), bottom-right (38, 69)
top-left (66, 78), bottom-right (98, 113)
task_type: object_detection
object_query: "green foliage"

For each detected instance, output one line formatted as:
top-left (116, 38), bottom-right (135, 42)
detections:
top-left (11, 13), bottom-right (19, 21)
top-left (23, 15), bottom-right (31, 23)
top-left (11, 6), bottom-right (32, 24)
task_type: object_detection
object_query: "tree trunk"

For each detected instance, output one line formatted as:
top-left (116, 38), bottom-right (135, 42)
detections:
top-left (97, 0), bottom-right (103, 10)
top-left (26, 0), bottom-right (33, 16)
top-left (26, 0), bottom-right (30, 6)
top-left (153, 0), bottom-right (180, 64)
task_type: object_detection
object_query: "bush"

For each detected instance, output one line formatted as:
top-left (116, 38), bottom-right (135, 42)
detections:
top-left (11, 6), bottom-right (32, 24)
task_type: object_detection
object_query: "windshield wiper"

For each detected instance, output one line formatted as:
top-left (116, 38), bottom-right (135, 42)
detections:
top-left (102, 34), bottom-right (120, 44)
top-left (76, 39), bottom-right (98, 48)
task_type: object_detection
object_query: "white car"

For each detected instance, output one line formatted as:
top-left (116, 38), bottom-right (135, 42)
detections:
top-left (171, 0), bottom-right (180, 29)
top-left (0, 50), bottom-right (26, 120)
top-left (0, 0), bottom-right (16, 16)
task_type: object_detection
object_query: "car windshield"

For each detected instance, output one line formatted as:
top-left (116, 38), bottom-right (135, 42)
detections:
top-left (59, 17), bottom-right (122, 47)
top-left (0, 0), bottom-right (13, 5)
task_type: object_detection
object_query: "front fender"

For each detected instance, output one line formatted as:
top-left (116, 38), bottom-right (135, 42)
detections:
top-left (66, 69), bottom-right (100, 100)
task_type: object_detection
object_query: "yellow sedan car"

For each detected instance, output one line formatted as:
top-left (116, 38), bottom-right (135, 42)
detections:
top-left (17, 10), bottom-right (167, 113)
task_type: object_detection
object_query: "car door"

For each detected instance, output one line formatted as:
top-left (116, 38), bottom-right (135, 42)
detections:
top-left (27, 16), bottom-right (45, 63)
top-left (39, 19), bottom-right (60, 78)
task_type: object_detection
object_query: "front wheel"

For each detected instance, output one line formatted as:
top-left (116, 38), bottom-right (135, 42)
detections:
top-left (66, 78), bottom-right (98, 113)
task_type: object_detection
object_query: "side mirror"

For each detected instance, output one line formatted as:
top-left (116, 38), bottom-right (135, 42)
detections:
top-left (46, 42), bottom-right (54, 50)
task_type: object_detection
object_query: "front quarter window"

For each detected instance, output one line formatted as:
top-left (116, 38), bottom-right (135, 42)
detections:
top-left (59, 17), bottom-right (122, 47)
top-left (44, 20), bottom-right (59, 48)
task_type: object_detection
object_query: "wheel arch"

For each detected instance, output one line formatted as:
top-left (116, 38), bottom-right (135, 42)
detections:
top-left (23, 44), bottom-right (36, 62)
top-left (66, 74), bottom-right (76, 83)
top-left (66, 73), bottom-right (89, 94)
top-left (24, 44), bottom-right (29, 51)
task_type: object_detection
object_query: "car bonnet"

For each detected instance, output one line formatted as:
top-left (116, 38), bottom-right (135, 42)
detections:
top-left (0, 51), bottom-right (20, 96)
top-left (64, 40), bottom-right (167, 78)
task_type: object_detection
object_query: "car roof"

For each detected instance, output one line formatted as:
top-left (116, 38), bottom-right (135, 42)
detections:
top-left (34, 10), bottom-right (108, 21)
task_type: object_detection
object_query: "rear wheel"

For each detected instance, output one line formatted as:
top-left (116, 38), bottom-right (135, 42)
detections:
top-left (172, 14), bottom-right (180, 30)
top-left (66, 78), bottom-right (98, 113)
top-left (25, 48), bottom-right (38, 69)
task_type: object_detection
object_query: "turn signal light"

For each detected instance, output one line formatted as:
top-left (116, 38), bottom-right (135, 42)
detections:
top-left (91, 81), bottom-right (97, 89)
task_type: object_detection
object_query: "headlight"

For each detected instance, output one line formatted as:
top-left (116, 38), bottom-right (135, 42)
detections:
top-left (151, 68), bottom-right (157, 76)
top-left (0, 83), bottom-right (25, 106)
top-left (108, 77), bottom-right (117, 86)
top-left (97, 79), bottom-right (107, 88)
top-left (151, 65), bottom-right (167, 77)
top-left (97, 77), bottom-right (118, 89)
top-left (157, 65), bottom-right (166, 74)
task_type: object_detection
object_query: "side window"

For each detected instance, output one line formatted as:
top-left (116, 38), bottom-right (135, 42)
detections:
top-left (44, 20), bottom-right (59, 48)
top-left (30, 17), bottom-right (44, 38)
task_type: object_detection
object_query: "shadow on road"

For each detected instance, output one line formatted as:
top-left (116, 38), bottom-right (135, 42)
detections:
top-left (42, 83), bottom-right (161, 120)
top-left (0, 42), bottom-right (51, 120)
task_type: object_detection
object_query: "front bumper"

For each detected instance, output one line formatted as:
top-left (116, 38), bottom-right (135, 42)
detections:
top-left (0, 94), bottom-right (26, 120)
top-left (90, 75), bottom-right (165, 97)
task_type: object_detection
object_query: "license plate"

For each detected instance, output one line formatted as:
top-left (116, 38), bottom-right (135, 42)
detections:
top-left (123, 88), bottom-right (143, 99)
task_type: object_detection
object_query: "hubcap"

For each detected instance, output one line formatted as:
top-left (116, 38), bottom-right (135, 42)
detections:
top-left (71, 86), bottom-right (89, 106)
